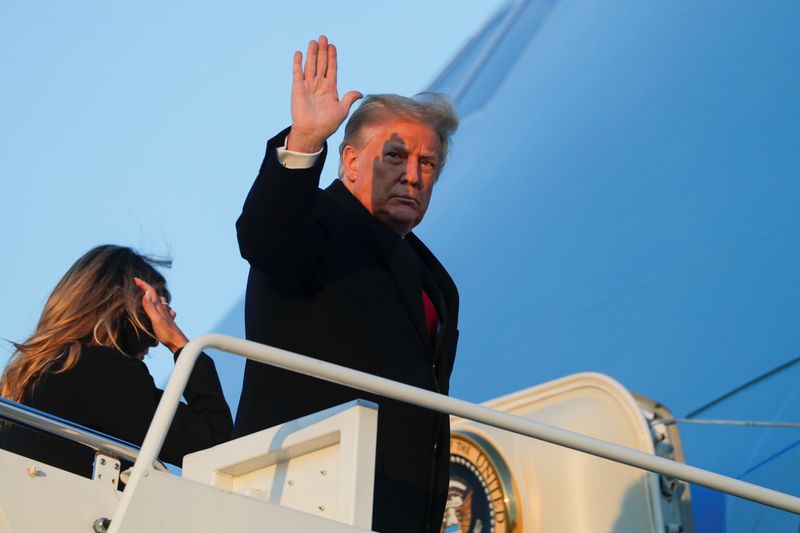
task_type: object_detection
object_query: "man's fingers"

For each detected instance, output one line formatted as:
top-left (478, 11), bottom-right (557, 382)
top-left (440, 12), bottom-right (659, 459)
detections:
top-left (317, 35), bottom-right (329, 78)
top-left (292, 51), bottom-right (303, 82)
top-left (342, 91), bottom-right (364, 112)
top-left (304, 39), bottom-right (318, 79)
top-left (328, 43), bottom-right (338, 83)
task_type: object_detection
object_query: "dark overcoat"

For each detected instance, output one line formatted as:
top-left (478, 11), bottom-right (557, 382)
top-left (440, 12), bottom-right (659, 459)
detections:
top-left (0, 346), bottom-right (232, 477)
top-left (234, 128), bottom-right (459, 533)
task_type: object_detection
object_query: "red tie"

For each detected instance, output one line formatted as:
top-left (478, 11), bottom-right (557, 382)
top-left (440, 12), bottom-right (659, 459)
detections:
top-left (421, 288), bottom-right (439, 339)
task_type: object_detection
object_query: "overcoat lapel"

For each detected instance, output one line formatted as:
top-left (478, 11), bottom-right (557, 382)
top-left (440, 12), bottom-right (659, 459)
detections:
top-left (327, 181), bottom-right (431, 349)
top-left (376, 232), bottom-right (432, 350)
top-left (406, 232), bottom-right (459, 362)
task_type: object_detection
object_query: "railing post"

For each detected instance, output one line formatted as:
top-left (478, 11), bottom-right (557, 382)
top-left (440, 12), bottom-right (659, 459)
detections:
top-left (108, 341), bottom-right (205, 533)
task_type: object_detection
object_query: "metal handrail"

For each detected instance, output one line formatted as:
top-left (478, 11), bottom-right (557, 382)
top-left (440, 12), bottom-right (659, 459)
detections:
top-left (110, 333), bottom-right (800, 532)
top-left (0, 396), bottom-right (168, 473)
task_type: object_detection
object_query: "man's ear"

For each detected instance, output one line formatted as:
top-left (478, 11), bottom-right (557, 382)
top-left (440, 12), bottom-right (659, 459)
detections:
top-left (342, 144), bottom-right (359, 183)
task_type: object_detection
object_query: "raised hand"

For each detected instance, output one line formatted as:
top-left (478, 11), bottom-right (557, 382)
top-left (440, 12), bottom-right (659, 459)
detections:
top-left (133, 277), bottom-right (189, 354)
top-left (286, 35), bottom-right (363, 153)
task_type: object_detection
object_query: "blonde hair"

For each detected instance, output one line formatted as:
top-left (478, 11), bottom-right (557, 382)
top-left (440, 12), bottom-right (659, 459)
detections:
top-left (0, 245), bottom-right (171, 402)
top-left (337, 92), bottom-right (459, 180)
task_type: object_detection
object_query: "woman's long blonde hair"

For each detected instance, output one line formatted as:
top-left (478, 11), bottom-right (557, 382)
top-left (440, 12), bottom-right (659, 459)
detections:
top-left (1, 245), bottom-right (171, 402)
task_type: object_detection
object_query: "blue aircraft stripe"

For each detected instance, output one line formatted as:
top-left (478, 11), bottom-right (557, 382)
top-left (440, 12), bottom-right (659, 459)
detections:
top-left (738, 437), bottom-right (800, 479)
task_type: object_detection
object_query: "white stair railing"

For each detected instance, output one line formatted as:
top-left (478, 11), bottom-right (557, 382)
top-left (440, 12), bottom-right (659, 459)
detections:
top-left (0, 397), bottom-right (168, 472)
top-left (109, 333), bottom-right (800, 532)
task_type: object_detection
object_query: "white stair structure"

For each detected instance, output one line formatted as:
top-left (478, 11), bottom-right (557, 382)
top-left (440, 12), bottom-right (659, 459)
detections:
top-left (182, 400), bottom-right (378, 529)
top-left (113, 401), bottom-right (378, 533)
top-left (0, 399), bottom-right (377, 533)
top-left (1, 333), bottom-right (798, 532)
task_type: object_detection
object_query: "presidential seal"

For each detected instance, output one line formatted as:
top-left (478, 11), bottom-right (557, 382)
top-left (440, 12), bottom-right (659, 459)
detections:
top-left (442, 431), bottom-right (521, 533)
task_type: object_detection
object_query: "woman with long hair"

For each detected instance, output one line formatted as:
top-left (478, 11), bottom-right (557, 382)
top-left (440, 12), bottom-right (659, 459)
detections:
top-left (0, 244), bottom-right (232, 477)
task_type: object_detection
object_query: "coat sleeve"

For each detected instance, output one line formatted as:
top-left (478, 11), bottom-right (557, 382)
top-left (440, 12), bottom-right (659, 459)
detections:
top-left (96, 349), bottom-right (232, 467)
top-left (160, 349), bottom-right (233, 464)
top-left (235, 127), bottom-right (331, 290)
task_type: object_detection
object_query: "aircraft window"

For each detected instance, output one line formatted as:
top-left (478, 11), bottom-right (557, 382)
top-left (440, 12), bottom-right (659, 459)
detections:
top-left (456, 0), bottom-right (559, 117)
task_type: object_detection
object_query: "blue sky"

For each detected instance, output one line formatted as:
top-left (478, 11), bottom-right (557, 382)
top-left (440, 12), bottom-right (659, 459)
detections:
top-left (0, 1), bottom-right (503, 381)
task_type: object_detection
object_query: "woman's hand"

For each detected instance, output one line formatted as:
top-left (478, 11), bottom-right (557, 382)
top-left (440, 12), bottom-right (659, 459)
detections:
top-left (133, 277), bottom-right (189, 354)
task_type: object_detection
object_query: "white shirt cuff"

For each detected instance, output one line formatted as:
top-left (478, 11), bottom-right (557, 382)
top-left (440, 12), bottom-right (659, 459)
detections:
top-left (276, 139), bottom-right (323, 169)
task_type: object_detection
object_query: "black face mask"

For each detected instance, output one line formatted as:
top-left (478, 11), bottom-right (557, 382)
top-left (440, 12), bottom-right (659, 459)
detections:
top-left (117, 310), bottom-right (158, 358)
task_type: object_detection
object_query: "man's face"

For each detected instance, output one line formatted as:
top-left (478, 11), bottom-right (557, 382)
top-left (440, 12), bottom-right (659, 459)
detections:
top-left (342, 118), bottom-right (441, 236)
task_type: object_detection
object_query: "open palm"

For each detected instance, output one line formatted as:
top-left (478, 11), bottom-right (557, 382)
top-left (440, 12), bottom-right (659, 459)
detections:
top-left (287, 35), bottom-right (362, 153)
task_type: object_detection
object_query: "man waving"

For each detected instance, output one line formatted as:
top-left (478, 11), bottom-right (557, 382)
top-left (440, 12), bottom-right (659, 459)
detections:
top-left (235, 35), bottom-right (460, 533)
